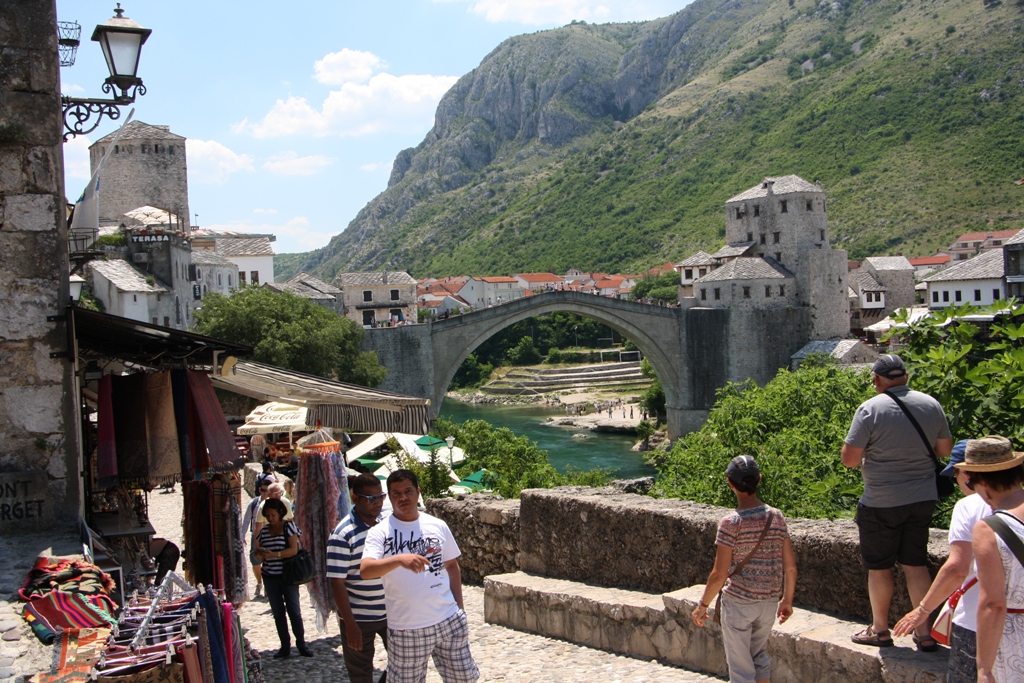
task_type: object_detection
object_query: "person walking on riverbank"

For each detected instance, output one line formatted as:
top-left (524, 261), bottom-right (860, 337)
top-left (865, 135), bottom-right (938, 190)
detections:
top-left (328, 474), bottom-right (389, 683)
top-left (841, 354), bottom-right (952, 648)
top-left (691, 456), bottom-right (796, 683)
top-left (361, 469), bottom-right (478, 683)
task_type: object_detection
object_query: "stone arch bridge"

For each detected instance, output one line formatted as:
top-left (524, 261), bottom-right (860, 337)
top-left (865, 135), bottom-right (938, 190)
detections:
top-left (361, 290), bottom-right (814, 439)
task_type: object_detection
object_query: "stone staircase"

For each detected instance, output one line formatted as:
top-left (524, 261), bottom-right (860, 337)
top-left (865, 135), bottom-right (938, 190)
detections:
top-left (484, 572), bottom-right (947, 683)
top-left (482, 361), bottom-right (651, 395)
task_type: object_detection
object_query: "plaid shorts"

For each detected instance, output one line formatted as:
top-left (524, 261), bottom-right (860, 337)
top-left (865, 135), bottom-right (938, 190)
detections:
top-left (387, 609), bottom-right (479, 683)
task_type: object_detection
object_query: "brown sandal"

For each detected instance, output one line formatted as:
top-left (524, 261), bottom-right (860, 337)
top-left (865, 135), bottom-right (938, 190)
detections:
top-left (913, 633), bottom-right (939, 652)
top-left (851, 626), bottom-right (894, 647)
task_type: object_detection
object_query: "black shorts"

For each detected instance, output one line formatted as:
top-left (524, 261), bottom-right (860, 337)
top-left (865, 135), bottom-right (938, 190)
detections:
top-left (855, 500), bottom-right (935, 570)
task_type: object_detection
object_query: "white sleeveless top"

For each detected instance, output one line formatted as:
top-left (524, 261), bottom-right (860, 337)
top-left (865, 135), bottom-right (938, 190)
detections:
top-left (991, 511), bottom-right (1024, 682)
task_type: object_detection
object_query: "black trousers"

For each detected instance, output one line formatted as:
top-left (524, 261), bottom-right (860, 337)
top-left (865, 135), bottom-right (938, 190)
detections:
top-left (263, 574), bottom-right (305, 650)
top-left (340, 618), bottom-right (388, 683)
top-left (153, 542), bottom-right (180, 585)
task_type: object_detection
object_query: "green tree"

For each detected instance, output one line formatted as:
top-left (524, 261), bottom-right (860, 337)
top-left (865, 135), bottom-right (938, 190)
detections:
top-left (652, 356), bottom-right (874, 521)
top-left (506, 336), bottom-right (542, 365)
top-left (450, 353), bottom-right (493, 389)
top-left (887, 300), bottom-right (1024, 443)
top-left (638, 358), bottom-right (666, 423)
top-left (194, 287), bottom-right (387, 386)
top-left (633, 272), bottom-right (679, 300)
top-left (399, 447), bottom-right (453, 499)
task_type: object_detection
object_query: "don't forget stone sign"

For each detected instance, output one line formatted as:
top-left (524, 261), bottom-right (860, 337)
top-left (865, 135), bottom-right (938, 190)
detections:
top-left (0, 471), bottom-right (48, 532)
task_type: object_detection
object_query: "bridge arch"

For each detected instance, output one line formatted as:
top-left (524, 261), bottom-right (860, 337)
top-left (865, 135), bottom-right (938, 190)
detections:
top-left (429, 291), bottom-right (684, 419)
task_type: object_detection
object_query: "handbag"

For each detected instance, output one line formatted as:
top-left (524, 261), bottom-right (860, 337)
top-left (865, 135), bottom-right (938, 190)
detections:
top-left (281, 526), bottom-right (315, 586)
top-left (713, 511), bottom-right (775, 625)
top-left (884, 390), bottom-right (955, 498)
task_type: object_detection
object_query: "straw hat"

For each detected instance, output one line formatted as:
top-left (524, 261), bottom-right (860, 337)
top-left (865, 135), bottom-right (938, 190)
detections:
top-left (954, 436), bottom-right (1024, 472)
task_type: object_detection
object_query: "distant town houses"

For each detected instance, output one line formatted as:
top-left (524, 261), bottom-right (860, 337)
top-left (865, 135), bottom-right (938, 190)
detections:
top-left (948, 228), bottom-right (1020, 261)
top-left (337, 270), bottom-right (418, 327)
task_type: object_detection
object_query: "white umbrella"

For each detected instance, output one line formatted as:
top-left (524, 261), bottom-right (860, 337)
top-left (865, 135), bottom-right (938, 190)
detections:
top-left (237, 401), bottom-right (314, 436)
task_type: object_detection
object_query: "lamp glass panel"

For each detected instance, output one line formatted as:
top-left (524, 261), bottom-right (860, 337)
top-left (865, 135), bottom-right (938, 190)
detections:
top-left (104, 31), bottom-right (142, 76)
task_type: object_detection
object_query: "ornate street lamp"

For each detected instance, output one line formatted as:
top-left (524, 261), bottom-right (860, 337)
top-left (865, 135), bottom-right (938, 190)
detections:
top-left (61, 4), bottom-right (152, 141)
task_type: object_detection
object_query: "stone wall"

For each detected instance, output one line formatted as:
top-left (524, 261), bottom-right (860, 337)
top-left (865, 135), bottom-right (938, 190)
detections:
top-left (361, 323), bottom-right (436, 403)
top-left (439, 488), bottom-right (948, 623)
top-left (426, 495), bottom-right (520, 584)
top-left (0, 0), bottom-right (81, 530)
top-left (520, 488), bottom-right (948, 622)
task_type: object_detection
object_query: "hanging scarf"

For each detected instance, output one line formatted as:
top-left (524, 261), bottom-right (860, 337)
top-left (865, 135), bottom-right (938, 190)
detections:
top-left (143, 372), bottom-right (182, 486)
top-left (185, 372), bottom-right (244, 473)
top-left (97, 375), bottom-right (118, 487)
top-left (294, 446), bottom-right (340, 631)
top-left (171, 370), bottom-right (195, 481)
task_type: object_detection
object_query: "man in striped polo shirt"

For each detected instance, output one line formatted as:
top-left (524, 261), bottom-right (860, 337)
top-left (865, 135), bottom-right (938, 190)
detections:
top-left (328, 473), bottom-right (388, 683)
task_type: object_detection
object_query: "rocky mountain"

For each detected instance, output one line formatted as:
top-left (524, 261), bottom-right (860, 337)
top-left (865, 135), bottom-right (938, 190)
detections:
top-left (278, 0), bottom-right (1024, 281)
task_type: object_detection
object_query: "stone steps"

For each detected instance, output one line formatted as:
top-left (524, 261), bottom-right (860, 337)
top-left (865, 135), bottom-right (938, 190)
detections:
top-left (482, 361), bottom-right (650, 395)
top-left (483, 572), bottom-right (947, 683)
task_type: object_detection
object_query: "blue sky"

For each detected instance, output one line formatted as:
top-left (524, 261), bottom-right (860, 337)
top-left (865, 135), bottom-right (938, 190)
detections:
top-left (59, 0), bottom-right (685, 254)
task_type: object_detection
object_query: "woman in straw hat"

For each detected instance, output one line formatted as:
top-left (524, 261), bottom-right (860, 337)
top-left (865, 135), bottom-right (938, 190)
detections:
top-left (960, 436), bottom-right (1024, 683)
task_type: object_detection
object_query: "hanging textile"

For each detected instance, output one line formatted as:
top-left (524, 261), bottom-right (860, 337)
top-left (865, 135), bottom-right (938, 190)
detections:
top-left (143, 372), bottom-right (182, 486)
top-left (294, 441), bottom-right (341, 631)
top-left (296, 431), bottom-right (351, 522)
top-left (186, 371), bottom-right (244, 473)
top-left (111, 374), bottom-right (149, 486)
top-left (182, 482), bottom-right (215, 588)
top-left (98, 662), bottom-right (185, 683)
top-left (178, 641), bottom-right (203, 683)
top-left (223, 496), bottom-right (248, 605)
top-left (97, 375), bottom-right (118, 487)
top-left (171, 370), bottom-right (195, 481)
top-left (199, 591), bottom-right (229, 683)
top-left (221, 604), bottom-right (234, 683)
top-left (108, 373), bottom-right (182, 488)
top-left (197, 615), bottom-right (215, 683)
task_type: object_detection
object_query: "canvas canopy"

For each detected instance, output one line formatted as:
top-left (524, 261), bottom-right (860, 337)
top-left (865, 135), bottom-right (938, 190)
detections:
top-left (212, 358), bottom-right (430, 433)
top-left (346, 432), bottom-right (465, 467)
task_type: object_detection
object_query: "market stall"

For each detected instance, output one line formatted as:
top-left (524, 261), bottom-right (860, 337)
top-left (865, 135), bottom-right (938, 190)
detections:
top-left (71, 308), bottom-right (252, 601)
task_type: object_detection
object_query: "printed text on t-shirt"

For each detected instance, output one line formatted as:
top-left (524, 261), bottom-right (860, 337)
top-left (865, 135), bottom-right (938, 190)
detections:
top-left (383, 530), bottom-right (444, 576)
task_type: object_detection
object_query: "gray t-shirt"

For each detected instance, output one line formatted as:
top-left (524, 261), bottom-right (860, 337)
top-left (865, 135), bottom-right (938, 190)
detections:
top-left (845, 385), bottom-right (951, 508)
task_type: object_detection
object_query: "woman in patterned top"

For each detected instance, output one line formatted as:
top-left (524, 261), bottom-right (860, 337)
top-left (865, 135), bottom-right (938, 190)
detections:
top-left (692, 455), bottom-right (797, 683)
top-left (255, 498), bottom-right (311, 659)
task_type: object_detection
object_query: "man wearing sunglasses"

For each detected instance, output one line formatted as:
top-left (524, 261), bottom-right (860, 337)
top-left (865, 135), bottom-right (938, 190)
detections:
top-left (328, 473), bottom-right (390, 683)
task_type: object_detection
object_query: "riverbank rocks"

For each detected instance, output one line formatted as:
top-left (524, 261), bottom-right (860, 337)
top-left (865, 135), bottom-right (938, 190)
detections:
top-left (427, 494), bottom-right (520, 584)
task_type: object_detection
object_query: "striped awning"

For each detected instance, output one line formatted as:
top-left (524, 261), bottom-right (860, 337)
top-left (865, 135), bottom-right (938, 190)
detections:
top-left (212, 358), bottom-right (429, 433)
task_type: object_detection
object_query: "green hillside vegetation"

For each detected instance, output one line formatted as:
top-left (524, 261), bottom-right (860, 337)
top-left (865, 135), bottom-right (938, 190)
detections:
top-left (277, 0), bottom-right (1024, 283)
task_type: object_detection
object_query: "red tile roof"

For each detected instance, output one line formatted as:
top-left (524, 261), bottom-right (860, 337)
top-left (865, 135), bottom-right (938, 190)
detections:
top-left (908, 254), bottom-right (951, 266)
top-left (515, 272), bottom-right (562, 283)
top-left (480, 276), bottom-right (518, 283)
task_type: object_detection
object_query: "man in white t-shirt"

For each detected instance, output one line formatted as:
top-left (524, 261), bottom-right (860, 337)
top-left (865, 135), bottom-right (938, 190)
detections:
top-left (893, 440), bottom-right (991, 681)
top-left (361, 469), bottom-right (479, 683)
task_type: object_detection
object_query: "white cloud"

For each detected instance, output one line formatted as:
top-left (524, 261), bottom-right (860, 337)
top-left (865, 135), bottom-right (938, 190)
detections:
top-left (202, 216), bottom-right (331, 251)
top-left (253, 208), bottom-right (278, 214)
top-left (235, 68), bottom-right (457, 138)
top-left (314, 48), bottom-right (383, 85)
top-left (64, 135), bottom-right (93, 184)
top-left (434, 0), bottom-right (681, 25)
top-left (262, 152), bottom-right (333, 176)
top-left (62, 83), bottom-right (85, 93)
top-left (360, 161), bottom-right (393, 172)
top-left (186, 139), bottom-right (254, 184)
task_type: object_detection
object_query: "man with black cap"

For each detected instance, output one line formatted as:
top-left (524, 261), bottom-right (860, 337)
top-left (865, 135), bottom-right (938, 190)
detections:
top-left (842, 353), bottom-right (952, 648)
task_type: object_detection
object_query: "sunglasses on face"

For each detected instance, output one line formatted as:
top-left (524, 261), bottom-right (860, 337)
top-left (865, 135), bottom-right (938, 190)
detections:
top-left (355, 493), bottom-right (387, 503)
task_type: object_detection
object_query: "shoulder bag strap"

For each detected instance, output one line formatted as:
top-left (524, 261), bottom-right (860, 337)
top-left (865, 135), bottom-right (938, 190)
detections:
top-left (884, 390), bottom-right (939, 466)
top-left (984, 512), bottom-right (1024, 570)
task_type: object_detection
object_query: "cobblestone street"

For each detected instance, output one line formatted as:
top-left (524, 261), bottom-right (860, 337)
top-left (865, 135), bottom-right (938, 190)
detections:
top-left (146, 486), bottom-right (720, 683)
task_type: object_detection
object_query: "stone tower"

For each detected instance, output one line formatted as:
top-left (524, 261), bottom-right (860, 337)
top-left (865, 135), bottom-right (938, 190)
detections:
top-left (89, 121), bottom-right (190, 229)
top-left (724, 175), bottom-right (850, 338)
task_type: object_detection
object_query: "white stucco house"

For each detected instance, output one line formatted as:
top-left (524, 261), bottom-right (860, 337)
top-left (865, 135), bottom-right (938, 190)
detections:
top-left (923, 249), bottom-right (1005, 308)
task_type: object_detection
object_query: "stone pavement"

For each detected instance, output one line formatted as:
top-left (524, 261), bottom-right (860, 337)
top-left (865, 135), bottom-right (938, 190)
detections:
top-left (144, 487), bottom-right (722, 683)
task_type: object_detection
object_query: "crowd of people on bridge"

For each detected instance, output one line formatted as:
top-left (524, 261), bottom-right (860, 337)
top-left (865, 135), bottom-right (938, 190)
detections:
top-left (689, 354), bottom-right (1024, 683)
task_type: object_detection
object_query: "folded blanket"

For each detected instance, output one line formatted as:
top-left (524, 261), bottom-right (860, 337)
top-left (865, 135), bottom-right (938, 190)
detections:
top-left (23, 592), bottom-right (118, 643)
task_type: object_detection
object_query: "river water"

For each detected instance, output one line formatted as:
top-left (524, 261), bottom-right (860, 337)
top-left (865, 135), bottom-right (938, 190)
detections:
top-left (439, 401), bottom-right (657, 479)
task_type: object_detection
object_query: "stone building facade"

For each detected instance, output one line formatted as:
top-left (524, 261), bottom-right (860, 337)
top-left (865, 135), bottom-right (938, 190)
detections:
top-left (89, 121), bottom-right (190, 229)
top-left (0, 0), bottom-right (81, 529)
top-left (684, 175), bottom-right (850, 339)
top-left (337, 271), bottom-right (418, 326)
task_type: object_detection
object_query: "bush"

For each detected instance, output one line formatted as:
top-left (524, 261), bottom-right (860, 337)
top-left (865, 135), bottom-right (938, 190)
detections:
top-left (505, 336), bottom-right (543, 366)
top-left (652, 356), bottom-right (874, 521)
top-left (450, 353), bottom-right (493, 389)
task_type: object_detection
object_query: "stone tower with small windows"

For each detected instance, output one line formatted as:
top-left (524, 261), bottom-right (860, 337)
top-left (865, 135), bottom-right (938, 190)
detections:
top-left (723, 175), bottom-right (850, 338)
top-left (88, 121), bottom-right (190, 229)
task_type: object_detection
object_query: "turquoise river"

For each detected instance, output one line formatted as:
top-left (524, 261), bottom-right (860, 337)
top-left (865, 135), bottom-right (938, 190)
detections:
top-left (439, 401), bottom-right (656, 480)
